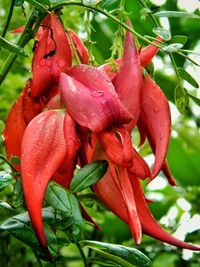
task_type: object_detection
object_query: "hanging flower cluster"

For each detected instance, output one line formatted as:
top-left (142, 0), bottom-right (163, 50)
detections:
top-left (3, 13), bottom-right (199, 257)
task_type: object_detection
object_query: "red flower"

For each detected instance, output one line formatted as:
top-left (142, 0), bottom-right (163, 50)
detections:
top-left (31, 13), bottom-right (72, 97)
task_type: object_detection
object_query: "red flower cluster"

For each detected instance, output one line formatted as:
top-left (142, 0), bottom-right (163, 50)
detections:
top-left (3, 13), bottom-right (199, 257)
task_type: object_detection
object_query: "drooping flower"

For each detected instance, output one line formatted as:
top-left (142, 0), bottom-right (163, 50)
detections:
top-left (31, 13), bottom-right (72, 97)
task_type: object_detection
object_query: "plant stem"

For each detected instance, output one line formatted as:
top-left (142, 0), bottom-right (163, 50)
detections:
top-left (76, 242), bottom-right (87, 267)
top-left (0, 154), bottom-right (18, 174)
top-left (1, 0), bottom-right (15, 38)
top-left (138, 0), bottom-right (160, 27)
top-left (169, 52), bottom-right (181, 85)
top-left (0, 9), bottom-right (47, 87)
top-left (50, 1), bottom-right (160, 47)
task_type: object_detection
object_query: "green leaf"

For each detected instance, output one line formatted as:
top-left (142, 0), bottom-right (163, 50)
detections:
top-left (45, 182), bottom-right (82, 241)
top-left (82, 0), bottom-right (102, 6)
top-left (11, 178), bottom-right (24, 208)
top-left (155, 11), bottom-right (200, 19)
top-left (70, 160), bottom-right (108, 192)
top-left (15, 0), bottom-right (24, 6)
top-left (188, 94), bottom-right (200, 106)
top-left (67, 192), bottom-right (83, 242)
top-left (162, 43), bottom-right (183, 53)
top-left (45, 182), bottom-right (72, 213)
top-left (80, 241), bottom-right (151, 267)
top-left (174, 85), bottom-right (189, 114)
top-left (25, 0), bottom-right (48, 10)
top-left (0, 37), bottom-right (28, 57)
top-left (178, 68), bottom-right (199, 88)
top-left (153, 27), bottom-right (171, 41)
top-left (170, 35), bottom-right (188, 45)
top-left (0, 171), bottom-right (13, 191)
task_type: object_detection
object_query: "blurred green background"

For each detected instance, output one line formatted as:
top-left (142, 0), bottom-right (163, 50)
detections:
top-left (0, 0), bottom-right (200, 266)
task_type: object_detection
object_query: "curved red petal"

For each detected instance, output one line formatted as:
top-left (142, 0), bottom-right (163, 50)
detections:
top-left (21, 110), bottom-right (67, 256)
top-left (60, 68), bottom-right (132, 132)
top-left (114, 20), bottom-right (142, 132)
top-left (130, 174), bottom-right (200, 251)
top-left (31, 13), bottom-right (72, 97)
top-left (141, 76), bottom-right (171, 178)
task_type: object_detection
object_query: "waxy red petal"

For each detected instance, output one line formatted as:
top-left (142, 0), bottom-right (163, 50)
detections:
top-left (140, 36), bottom-right (163, 67)
top-left (97, 128), bottom-right (133, 168)
top-left (60, 67), bottom-right (132, 132)
top-left (21, 110), bottom-right (67, 257)
top-left (3, 92), bottom-right (26, 171)
top-left (31, 13), bottom-right (72, 97)
top-left (97, 128), bottom-right (150, 179)
top-left (114, 20), bottom-right (142, 132)
top-left (141, 76), bottom-right (171, 178)
top-left (130, 174), bottom-right (200, 251)
top-left (99, 36), bottom-right (162, 81)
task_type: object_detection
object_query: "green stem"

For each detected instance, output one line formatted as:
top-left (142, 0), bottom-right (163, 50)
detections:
top-left (85, 9), bottom-right (96, 65)
top-left (0, 9), bottom-right (47, 86)
top-left (76, 243), bottom-right (87, 267)
top-left (1, 0), bottom-right (15, 38)
top-left (138, 0), bottom-right (160, 27)
top-left (50, 1), bottom-right (160, 47)
top-left (169, 52), bottom-right (181, 85)
top-left (66, 30), bottom-right (81, 64)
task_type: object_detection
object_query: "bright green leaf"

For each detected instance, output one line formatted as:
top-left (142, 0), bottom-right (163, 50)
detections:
top-left (153, 27), bottom-right (171, 41)
top-left (155, 11), bottom-right (200, 19)
top-left (70, 160), bottom-right (108, 192)
top-left (178, 68), bottom-right (199, 88)
top-left (188, 93), bottom-right (200, 106)
top-left (170, 35), bottom-right (188, 45)
top-left (174, 85), bottom-right (189, 114)
top-left (162, 43), bottom-right (183, 53)
top-left (80, 241), bottom-right (151, 267)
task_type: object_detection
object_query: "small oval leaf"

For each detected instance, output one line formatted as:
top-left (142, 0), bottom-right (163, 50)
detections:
top-left (188, 94), bottom-right (200, 106)
top-left (45, 182), bottom-right (72, 213)
top-left (162, 43), bottom-right (183, 53)
top-left (153, 27), bottom-right (171, 41)
top-left (0, 171), bottom-right (13, 191)
top-left (155, 11), bottom-right (200, 19)
top-left (175, 85), bottom-right (189, 114)
top-left (80, 240), bottom-right (151, 267)
top-left (170, 35), bottom-right (188, 45)
top-left (178, 68), bottom-right (199, 88)
top-left (70, 160), bottom-right (108, 192)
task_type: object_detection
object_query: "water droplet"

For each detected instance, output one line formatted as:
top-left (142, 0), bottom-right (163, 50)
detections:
top-left (58, 60), bottom-right (65, 68)
top-left (39, 58), bottom-right (46, 66)
top-left (92, 90), bottom-right (104, 97)
top-left (160, 121), bottom-right (165, 126)
top-left (46, 58), bottom-right (52, 67)
top-left (160, 134), bottom-right (164, 141)
top-left (154, 106), bottom-right (160, 113)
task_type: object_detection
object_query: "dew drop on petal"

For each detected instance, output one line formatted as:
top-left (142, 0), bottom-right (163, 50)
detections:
top-left (153, 106), bottom-right (160, 113)
top-left (39, 58), bottom-right (46, 67)
top-left (58, 60), bottom-right (65, 68)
